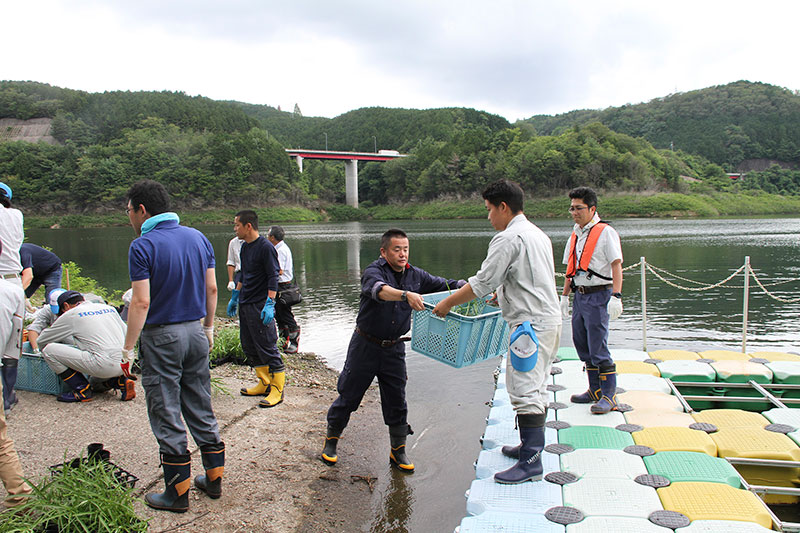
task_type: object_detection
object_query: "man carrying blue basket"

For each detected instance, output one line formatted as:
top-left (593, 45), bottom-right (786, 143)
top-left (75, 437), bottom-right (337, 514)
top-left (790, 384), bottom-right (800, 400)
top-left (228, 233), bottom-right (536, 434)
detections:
top-left (433, 180), bottom-right (561, 484)
top-left (321, 229), bottom-right (464, 472)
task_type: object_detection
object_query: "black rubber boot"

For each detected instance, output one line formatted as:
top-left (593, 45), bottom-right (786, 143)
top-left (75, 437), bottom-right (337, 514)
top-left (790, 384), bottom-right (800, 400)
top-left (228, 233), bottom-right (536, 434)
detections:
top-left (570, 366), bottom-right (601, 403)
top-left (57, 369), bottom-right (93, 402)
top-left (195, 442), bottom-right (225, 499)
top-left (145, 453), bottom-right (191, 513)
top-left (1, 358), bottom-right (18, 412)
top-left (285, 328), bottom-right (300, 354)
top-left (389, 424), bottom-right (415, 473)
top-left (494, 412), bottom-right (546, 484)
top-left (591, 365), bottom-right (619, 414)
top-left (501, 410), bottom-right (547, 459)
top-left (321, 427), bottom-right (343, 465)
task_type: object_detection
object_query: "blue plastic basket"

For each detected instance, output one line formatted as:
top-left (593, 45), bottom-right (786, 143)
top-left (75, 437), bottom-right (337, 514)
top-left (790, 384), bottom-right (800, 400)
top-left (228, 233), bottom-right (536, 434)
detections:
top-left (15, 343), bottom-right (69, 395)
top-left (411, 291), bottom-right (509, 368)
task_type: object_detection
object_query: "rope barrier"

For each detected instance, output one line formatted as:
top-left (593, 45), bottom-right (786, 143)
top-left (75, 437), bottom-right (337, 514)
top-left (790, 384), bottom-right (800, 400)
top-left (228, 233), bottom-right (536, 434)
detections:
top-left (749, 269), bottom-right (800, 304)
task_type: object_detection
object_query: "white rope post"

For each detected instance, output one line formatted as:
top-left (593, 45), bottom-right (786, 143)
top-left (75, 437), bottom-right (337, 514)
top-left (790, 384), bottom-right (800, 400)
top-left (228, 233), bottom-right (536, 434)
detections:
top-left (742, 256), bottom-right (750, 353)
top-left (641, 256), bottom-right (647, 352)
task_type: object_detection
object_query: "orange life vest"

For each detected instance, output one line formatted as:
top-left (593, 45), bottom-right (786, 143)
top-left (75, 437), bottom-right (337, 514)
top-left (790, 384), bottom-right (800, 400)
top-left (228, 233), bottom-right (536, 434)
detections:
top-left (566, 222), bottom-right (610, 279)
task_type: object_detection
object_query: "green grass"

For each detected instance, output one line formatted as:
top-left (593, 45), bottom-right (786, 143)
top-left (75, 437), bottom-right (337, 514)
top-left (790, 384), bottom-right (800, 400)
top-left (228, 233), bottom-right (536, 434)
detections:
top-left (209, 326), bottom-right (246, 367)
top-left (0, 454), bottom-right (148, 532)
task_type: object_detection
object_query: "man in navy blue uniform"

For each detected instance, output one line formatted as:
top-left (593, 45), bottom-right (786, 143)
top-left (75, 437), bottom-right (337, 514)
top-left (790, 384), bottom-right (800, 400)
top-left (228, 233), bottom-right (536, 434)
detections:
top-left (123, 180), bottom-right (224, 512)
top-left (20, 243), bottom-right (62, 305)
top-left (233, 210), bottom-right (285, 408)
top-left (321, 229), bottom-right (463, 472)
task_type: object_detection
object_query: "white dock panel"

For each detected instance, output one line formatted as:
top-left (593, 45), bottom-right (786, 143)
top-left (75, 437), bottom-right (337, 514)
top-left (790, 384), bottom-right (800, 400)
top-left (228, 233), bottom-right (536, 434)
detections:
top-left (610, 349), bottom-right (650, 361)
top-left (567, 516), bottom-right (673, 533)
top-left (560, 449), bottom-right (647, 480)
top-left (466, 477), bottom-right (563, 516)
top-left (563, 478), bottom-right (663, 518)
top-left (556, 404), bottom-right (626, 427)
top-left (482, 421), bottom-right (558, 449)
top-left (458, 511), bottom-right (565, 532)
top-left (617, 373), bottom-right (672, 394)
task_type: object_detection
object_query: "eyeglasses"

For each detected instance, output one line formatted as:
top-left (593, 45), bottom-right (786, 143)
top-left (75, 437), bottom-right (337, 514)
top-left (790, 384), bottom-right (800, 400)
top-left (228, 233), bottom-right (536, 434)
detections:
top-left (125, 206), bottom-right (135, 214)
top-left (568, 206), bottom-right (589, 212)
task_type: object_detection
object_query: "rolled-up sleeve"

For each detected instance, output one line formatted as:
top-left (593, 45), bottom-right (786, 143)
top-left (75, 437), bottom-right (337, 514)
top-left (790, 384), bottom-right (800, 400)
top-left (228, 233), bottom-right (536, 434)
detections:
top-left (468, 234), bottom-right (517, 298)
top-left (361, 265), bottom-right (388, 302)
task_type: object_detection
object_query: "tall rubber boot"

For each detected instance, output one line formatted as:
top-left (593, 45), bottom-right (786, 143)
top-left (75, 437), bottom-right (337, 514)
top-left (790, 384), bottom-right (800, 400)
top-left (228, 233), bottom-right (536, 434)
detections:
top-left (57, 369), bottom-right (93, 403)
top-left (145, 453), bottom-right (191, 513)
top-left (285, 329), bottom-right (300, 354)
top-left (259, 371), bottom-right (285, 408)
top-left (2, 358), bottom-right (19, 412)
top-left (240, 365), bottom-right (271, 396)
top-left (194, 441), bottom-right (225, 499)
top-left (570, 366), bottom-right (601, 404)
top-left (321, 427), bottom-right (343, 465)
top-left (388, 424), bottom-right (415, 472)
top-left (494, 413), bottom-right (546, 484)
top-left (501, 409), bottom-right (548, 460)
top-left (117, 375), bottom-right (136, 401)
top-left (591, 365), bottom-right (619, 414)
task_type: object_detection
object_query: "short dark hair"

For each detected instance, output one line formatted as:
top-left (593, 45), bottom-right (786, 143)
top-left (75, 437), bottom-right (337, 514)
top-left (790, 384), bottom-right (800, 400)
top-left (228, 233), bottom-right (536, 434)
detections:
top-left (268, 225), bottom-right (285, 242)
top-left (482, 180), bottom-right (524, 214)
top-left (0, 187), bottom-right (10, 208)
top-left (235, 210), bottom-right (258, 231)
top-left (126, 180), bottom-right (171, 215)
top-left (381, 229), bottom-right (408, 250)
top-left (569, 187), bottom-right (598, 208)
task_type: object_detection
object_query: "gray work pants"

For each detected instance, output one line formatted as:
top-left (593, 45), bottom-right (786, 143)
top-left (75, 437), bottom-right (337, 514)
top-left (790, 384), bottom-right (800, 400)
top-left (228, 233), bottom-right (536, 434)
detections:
top-left (42, 344), bottom-right (121, 378)
top-left (139, 320), bottom-right (221, 456)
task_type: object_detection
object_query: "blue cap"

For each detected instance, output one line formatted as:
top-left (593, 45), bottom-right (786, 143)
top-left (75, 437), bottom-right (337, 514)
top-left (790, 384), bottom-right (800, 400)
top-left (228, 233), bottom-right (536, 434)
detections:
top-left (0, 182), bottom-right (11, 200)
top-left (509, 321), bottom-right (539, 372)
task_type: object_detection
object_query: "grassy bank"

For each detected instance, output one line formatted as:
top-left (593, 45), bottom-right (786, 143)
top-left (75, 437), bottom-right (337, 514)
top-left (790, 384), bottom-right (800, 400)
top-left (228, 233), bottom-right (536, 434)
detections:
top-left (22, 191), bottom-right (800, 229)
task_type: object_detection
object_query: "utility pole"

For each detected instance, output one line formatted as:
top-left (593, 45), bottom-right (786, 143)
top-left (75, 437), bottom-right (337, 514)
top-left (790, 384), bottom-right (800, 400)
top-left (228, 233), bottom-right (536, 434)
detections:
top-left (372, 136), bottom-right (377, 153)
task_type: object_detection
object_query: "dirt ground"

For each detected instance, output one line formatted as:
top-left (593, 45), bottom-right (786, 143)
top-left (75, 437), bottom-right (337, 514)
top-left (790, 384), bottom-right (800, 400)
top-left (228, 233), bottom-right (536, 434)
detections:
top-left (3, 351), bottom-right (389, 532)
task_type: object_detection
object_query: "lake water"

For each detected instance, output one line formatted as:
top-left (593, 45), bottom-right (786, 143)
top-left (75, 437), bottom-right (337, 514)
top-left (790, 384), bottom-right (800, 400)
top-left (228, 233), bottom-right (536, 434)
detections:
top-left (25, 216), bottom-right (800, 532)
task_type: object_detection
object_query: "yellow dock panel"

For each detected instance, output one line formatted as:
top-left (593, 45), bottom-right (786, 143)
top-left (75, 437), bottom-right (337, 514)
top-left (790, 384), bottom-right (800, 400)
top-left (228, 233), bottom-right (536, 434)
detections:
top-left (748, 351), bottom-right (800, 362)
top-left (625, 409), bottom-right (696, 428)
top-left (691, 409), bottom-right (769, 429)
top-left (617, 360), bottom-right (661, 376)
top-left (617, 390), bottom-right (684, 412)
top-left (657, 482), bottom-right (773, 528)
top-left (633, 426), bottom-right (717, 455)
top-left (649, 349), bottom-right (700, 361)
top-left (698, 350), bottom-right (750, 362)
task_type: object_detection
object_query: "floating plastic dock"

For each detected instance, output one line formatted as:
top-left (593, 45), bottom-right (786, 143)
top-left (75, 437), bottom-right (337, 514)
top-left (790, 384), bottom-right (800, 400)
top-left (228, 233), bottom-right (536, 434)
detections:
top-left (456, 347), bottom-right (800, 532)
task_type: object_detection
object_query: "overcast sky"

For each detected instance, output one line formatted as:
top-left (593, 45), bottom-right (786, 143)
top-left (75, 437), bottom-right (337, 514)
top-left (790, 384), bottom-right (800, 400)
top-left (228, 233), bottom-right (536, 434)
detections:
top-left (3, 1), bottom-right (797, 122)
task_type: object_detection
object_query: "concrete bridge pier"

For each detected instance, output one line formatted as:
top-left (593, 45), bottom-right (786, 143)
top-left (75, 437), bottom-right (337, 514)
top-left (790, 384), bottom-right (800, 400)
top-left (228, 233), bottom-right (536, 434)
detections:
top-left (293, 155), bottom-right (304, 173)
top-left (345, 159), bottom-right (358, 208)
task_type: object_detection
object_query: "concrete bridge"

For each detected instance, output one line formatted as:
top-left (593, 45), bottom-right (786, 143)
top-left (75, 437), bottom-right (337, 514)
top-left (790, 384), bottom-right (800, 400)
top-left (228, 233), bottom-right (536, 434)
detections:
top-left (285, 149), bottom-right (406, 208)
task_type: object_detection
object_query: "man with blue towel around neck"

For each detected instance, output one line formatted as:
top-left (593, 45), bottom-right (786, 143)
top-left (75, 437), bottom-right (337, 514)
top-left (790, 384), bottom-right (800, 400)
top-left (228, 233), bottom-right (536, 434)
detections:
top-left (434, 179), bottom-right (561, 484)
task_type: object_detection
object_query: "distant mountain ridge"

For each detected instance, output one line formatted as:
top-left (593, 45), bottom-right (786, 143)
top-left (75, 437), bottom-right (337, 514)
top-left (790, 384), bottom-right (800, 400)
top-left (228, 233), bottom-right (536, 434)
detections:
top-left (519, 80), bottom-right (800, 170)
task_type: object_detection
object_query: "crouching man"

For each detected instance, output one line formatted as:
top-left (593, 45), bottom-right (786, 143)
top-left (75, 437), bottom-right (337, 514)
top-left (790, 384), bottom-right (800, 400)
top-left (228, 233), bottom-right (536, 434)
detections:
top-left (37, 290), bottom-right (134, 402)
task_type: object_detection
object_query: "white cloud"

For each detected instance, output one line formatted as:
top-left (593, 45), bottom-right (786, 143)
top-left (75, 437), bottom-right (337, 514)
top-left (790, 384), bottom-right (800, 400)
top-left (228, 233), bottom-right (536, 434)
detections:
top-left (2, 0), bottom-right (799, 121)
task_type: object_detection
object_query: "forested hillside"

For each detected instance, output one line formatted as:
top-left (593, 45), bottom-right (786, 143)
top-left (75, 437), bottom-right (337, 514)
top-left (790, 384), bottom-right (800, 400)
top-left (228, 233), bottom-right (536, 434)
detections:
top-left (2, 79), bottom-right (799, 214)
top-left (521, 81), bottom-right (800, 170)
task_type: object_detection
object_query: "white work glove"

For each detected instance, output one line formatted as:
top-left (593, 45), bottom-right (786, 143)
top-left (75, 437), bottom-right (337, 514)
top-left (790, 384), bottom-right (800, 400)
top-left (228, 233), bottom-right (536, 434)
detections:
top-left (204, 326), bottom-right (214, 351)
top-left (121, 347), bottom-right (136, 378)
top-left (226, 281), bottom-right (236, 291)
top-left (560, 295), bottom-right (570, 319)
top-left (607, 295), bottom-right (623, 321)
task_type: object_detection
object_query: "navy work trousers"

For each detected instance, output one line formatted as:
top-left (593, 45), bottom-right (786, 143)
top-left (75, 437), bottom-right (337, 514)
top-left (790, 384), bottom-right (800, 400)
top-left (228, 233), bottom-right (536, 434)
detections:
top-left (326, 332), bottom-right (408, 431)
top-left (571, 290), bottom-right (614, 369)
top-left (139, 320), bottom-right (221, 456)
top-left (239, 301), bottom-right (284, 372)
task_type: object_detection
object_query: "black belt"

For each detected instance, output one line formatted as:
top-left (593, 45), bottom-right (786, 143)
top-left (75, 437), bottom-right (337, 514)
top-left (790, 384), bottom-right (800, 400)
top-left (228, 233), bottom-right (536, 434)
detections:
top-left (278, 281), bottom-right (293, 288)
top-left (142, 320), bottom-right (199, 330)
top-left (355, 327), bottom-right (410, 348)
top-left (574, 284), bottom-right (612, 294)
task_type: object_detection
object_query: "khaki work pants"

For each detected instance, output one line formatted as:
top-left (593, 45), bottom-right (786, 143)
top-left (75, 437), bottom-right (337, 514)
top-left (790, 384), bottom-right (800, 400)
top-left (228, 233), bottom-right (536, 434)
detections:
top-left (0, 379), bottom-right (32, 507)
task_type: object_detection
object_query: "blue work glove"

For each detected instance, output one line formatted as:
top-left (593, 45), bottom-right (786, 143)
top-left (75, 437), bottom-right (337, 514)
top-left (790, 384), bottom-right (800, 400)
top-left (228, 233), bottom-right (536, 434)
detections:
top-left (226, 290), bottom-right (240, 317)
top-left (260, 297), bottom-right (275, 325)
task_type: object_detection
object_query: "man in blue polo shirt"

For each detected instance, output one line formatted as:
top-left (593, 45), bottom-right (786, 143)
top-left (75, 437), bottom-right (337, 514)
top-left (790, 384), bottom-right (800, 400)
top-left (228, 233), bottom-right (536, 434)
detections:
top-left (320, 228), bottom-right (464, 473)
top-left (123, 180), bottom-right (224, 513)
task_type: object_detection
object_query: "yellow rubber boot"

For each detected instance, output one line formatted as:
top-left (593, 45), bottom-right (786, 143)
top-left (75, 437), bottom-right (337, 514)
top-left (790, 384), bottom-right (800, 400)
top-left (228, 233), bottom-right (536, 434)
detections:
top-left (240, 366), bottom-right (271, 396)
top-left (259, 371), bottom-right (285, 408)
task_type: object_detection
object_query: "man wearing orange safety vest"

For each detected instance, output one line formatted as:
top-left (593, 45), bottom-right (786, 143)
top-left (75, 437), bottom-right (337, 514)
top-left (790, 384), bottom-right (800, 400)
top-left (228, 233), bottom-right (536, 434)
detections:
top-left (561, 187), bottom-right (623, 414)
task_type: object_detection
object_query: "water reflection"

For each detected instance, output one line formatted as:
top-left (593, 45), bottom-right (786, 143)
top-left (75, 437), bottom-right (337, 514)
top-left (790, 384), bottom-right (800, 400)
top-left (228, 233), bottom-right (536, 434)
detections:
top-left (371, 471), bottom-right (414, 533)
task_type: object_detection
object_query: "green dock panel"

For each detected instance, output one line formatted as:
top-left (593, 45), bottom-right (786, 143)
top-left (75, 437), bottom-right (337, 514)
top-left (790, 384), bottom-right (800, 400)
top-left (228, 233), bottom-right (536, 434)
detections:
top-left (767, 361), bottom-right (800, 403)
top-left (558, 425), bottom-right (634, 450)
top-left (657, 360), bottom-right (717, 410)
top-left (557, 346), bottom-right (580, 361)
top-left (712, 361), bottom-right (774, 412)
top-left (643, 451), bottom-right (741, 488)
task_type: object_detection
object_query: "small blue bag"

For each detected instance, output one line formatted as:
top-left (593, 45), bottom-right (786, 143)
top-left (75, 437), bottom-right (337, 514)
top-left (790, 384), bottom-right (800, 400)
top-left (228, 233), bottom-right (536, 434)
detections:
top-left (509, 321), bottom-right (539, 372)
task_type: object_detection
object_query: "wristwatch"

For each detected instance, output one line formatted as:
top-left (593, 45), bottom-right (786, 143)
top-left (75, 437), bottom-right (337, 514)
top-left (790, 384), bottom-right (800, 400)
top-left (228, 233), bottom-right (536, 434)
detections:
top-left (611, 292), bottom-right (622, 299)
top-left (401, 290), bottom-right (408, 301)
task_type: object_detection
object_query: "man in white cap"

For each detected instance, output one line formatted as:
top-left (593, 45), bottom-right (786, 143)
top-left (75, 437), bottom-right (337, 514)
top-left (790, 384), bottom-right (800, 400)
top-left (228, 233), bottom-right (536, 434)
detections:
top-left (37, 290), bottom-right (133, 402)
